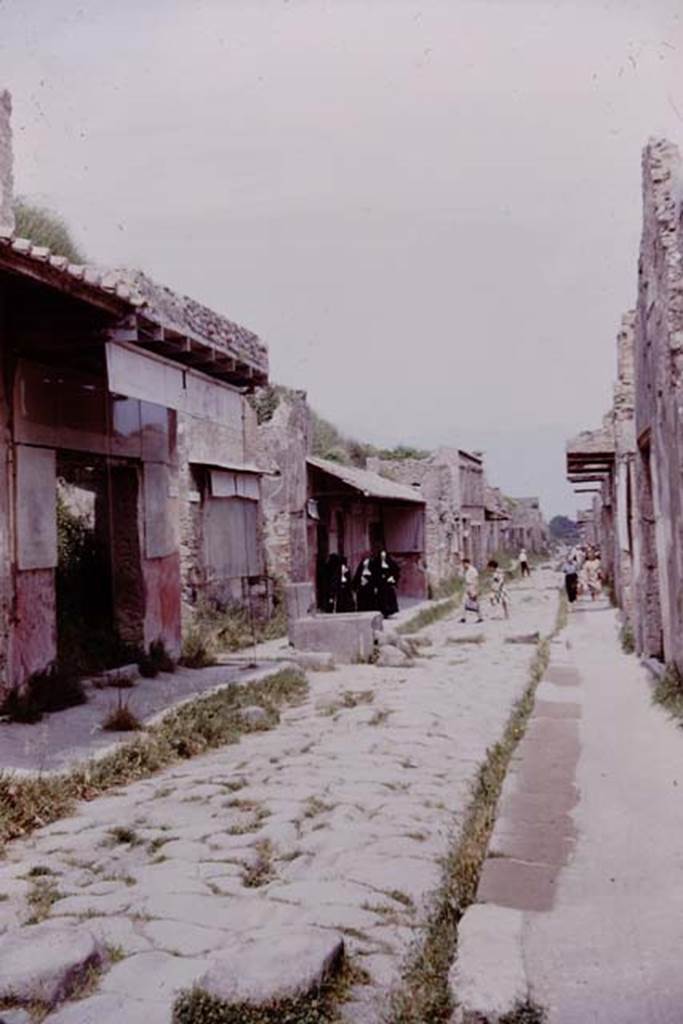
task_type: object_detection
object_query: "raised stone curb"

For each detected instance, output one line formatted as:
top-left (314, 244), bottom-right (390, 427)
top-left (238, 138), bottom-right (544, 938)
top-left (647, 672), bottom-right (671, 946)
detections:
top-left (449, 905), bottom-right (528, 1023)
top-left (449, 635), bottom-right (573, 1021)
top-left (290, 651), bottom-right (336, 672)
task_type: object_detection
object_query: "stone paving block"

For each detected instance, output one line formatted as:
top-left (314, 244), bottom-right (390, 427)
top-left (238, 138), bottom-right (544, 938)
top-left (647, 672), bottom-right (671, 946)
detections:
top-left (88, 916), bottom-right (154, 955)
top-left (98, 951), bottom-right (210, 1001)
top-left (532, 699), bottom-right (582, 719)
top-left (45, 994), bottom-right (169, 1024)
top-left (198, 928), bottom-right (344, 1005)
top-left (534, 680), bottom-right (583, 704)
top-left (450, 904), bottom-right (528, 1023)
top-left (0, 921), bottom-right (104, 1008)
top-left (143, 919), bottom-right (234, 956)
top-left (0, 1010), bottom-right (32, 1024)
top-left (489, 819), bottom-right (576, 867)
top-left (503, 784), bottom-right (580, 825)
top-left (478, 856), bottom-right (560, 912)
top-left (544, 665), bottom-right (581, 687)
top-left (49, 891), bottom-right (136, 918)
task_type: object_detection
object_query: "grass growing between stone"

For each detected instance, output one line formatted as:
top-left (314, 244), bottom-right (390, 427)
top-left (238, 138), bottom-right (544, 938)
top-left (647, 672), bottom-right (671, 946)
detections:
top-left (0, 668), bottom-right (307, 849)
top-left (172, 958), bottom-right (369, 1024)
top-left (388, 592), bottom-right (566, 1024)
top-left (182, 591), bottom-right (289, 668)
top-left (499, 1001), bottom-right (548, 1023)
top-left (620, 622), bottom-right (636, 655)
top-left (398, 597), bottom-right (461, 636)
top-left (652, 663), bottom-right (683, 719)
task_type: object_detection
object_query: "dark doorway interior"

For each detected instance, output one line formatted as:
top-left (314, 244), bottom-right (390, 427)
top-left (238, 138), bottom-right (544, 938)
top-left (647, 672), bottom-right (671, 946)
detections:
top-left (56, 453), bottom-right (144, 673)
top-left (315, 521), bottom-right (330, 611)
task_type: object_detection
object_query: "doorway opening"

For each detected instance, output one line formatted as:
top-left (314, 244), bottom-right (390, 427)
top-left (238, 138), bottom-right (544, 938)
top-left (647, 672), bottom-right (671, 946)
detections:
top-left (56, 453), bottom-right (145, 673)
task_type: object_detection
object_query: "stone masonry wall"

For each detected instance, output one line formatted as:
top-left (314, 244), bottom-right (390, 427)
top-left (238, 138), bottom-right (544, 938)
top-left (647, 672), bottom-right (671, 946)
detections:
top-left (0, 90), bottom-right (13, 233)
top-left (369, 451), bottom-right (461, 594)
top-left (612, 311), bottom-right (637, 624)
top-left (634, 138), bottom-right (683, 668)
top-left (253, 388), bottom-right (312, 585)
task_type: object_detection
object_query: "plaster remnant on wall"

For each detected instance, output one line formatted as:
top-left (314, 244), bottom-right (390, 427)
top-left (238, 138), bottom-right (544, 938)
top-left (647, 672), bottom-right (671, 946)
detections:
top-left (0, 90), bottom-right (14, 234)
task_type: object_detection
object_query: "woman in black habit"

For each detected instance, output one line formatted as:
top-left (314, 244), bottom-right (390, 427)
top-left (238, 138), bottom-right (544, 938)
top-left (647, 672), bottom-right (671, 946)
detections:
top-left (336, 556), bottom-right (356, 612)
top-left (324, 553), bottom-right (357, 612)
top-left (353, 553), bottom-right (378, 612)
top-left (371, 549), bottom-right (401, 618)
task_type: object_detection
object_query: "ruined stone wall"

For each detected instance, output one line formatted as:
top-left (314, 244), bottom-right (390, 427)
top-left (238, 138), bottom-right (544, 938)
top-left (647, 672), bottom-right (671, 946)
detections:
top-left (508, 500), bottom-right (547, 555)
top-left (0, 91), bottom-right (13, 234)
top-left (611, 311), bottom-right (637, 624)
top-left (370, 450), bottom-right (461, 593)
top-left (177, 389), bottom-right (255, 619)
top-left (253, 388), bottom-right (312, 585)
top-left (634, 139), bottom-right (683, 666)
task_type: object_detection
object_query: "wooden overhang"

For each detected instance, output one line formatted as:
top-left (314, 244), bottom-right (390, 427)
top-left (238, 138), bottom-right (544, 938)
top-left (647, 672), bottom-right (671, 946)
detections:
top-left (566, 425), bottom-right (615, 489)
top-left (307, 456), bottom-right (426, 505)
top-left (0, 232), bottom-right (268, 390)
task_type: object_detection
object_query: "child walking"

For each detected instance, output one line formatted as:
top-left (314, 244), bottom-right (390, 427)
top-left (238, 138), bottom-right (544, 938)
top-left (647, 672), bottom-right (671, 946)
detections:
top-left (459, 557), bottom-right (484, 624)
top-left (487, 559), bottom-right (510, 619)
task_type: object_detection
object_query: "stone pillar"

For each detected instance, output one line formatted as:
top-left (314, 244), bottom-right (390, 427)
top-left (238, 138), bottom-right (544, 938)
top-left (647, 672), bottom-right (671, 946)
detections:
top-left (0, 90), bottom-right (14, 234)
top-left (285, 582), bottom-right (316, 626)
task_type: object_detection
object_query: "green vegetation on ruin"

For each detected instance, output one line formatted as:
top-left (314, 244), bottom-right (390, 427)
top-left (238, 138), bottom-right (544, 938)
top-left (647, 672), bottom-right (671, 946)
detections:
top-left (0, 667), bottom-right (307, 849)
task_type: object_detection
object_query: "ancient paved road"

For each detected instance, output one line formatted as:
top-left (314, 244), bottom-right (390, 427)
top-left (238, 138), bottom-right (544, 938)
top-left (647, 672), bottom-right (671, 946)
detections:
top-left (0, 571), bottom-right (558, 1023)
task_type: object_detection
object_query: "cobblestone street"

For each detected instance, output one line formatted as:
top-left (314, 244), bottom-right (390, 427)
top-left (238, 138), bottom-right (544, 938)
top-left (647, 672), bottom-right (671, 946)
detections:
top-left (0, 573), bottom-right (558, 1022)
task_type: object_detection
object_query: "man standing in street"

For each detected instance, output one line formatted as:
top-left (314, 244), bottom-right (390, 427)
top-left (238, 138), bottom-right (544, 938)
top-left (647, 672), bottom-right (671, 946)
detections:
top-left (519, 547), bottom-right (531, 577)
top-left (459, 557), bottom-right (484, 624)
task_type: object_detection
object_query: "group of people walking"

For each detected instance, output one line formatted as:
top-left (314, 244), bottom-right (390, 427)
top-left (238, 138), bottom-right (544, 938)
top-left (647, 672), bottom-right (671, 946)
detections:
top-left (321, 546), bottom-right (532, 624)
top-left (561, 545), bottom-right (603, 604)
top-left (459, 549), bottom-right (533, 623)
top-left (321, 550), bottom-right (402, 619)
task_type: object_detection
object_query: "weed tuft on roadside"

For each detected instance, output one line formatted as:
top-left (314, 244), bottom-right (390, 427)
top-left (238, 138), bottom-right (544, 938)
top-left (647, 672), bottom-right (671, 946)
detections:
top-left (620, 622), bottom-right (636, 655)
top-left (102, 701), bottom-right (142, 732)
top-left (0, 668), bottom-right (307, 849)
top-left (0, 666), bottom-right (87, 724)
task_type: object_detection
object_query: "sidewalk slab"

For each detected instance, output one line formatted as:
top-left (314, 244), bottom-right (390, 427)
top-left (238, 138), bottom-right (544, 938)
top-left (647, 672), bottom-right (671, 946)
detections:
top-left (450, 905), bottom-right (528, 1023)
top-left (453, 597), bottom-right (683, 1023)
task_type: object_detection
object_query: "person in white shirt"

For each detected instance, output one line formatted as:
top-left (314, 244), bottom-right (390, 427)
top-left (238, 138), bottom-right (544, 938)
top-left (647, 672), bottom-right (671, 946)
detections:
top-left (459, 557), bottom-right (483, 623)
top-left (488, 559), bottom-right (510, 619)
top-left (519, 548), bottom-right (530, 577)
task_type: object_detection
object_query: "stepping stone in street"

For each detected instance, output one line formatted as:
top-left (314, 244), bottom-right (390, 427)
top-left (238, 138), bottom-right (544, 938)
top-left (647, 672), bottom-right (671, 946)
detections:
top-left (194, 927), bottom-right (345, 1007)
top-left (0, 920), bottom-right (105, 1010)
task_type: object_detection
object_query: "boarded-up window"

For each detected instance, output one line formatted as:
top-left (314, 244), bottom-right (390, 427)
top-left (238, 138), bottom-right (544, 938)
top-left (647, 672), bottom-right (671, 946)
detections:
top-left (204, 497), bottom-right (262, 581)
top-left (16, 445), bottom-right (57, 570)
top-left (384, 506), bottom-right (425, 553)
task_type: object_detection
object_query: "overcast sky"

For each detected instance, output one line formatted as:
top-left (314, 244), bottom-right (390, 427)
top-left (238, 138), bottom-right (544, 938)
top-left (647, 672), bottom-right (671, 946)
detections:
top-left (1, 0), bottom-right (682, 516)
